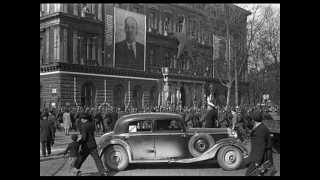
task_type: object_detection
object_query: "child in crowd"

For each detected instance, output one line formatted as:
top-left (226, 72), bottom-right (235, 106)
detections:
top-left (63, 134), bottom-right (80, 175)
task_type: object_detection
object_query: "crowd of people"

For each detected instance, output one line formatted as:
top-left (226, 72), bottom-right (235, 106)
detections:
top-left (40, 102), bottom-right (279, 140)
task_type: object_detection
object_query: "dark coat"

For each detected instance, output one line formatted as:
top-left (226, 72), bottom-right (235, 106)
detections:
top-left (115, 40), bottom-right (144, 70)
top-left (249, 123), bottom-right (271, 165)
top-left (64, 141), bottom-right (80, 158)
top-left (40, 119), bottom-right (54, 142)
top-left (78, 120), bottom-right (97, 151)
top-left (204, 108), bottom-right (218, 128)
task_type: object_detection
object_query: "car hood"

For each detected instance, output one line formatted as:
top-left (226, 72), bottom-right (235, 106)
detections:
top-left (186, 128), bottom-right (230, 134)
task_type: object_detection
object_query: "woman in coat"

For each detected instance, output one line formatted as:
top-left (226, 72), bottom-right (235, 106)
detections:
top-left (63, 109), bottom-right (72, 136)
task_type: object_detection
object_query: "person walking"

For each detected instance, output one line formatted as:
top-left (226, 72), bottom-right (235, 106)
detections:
top-left (63, 109), bottom-right (72, 136)
top-left (73, 113), bottom-right (109, 176)
top-left (40, 112), bottom-right (55, 157)
top-left (48, 110), bottom-right (56, 141)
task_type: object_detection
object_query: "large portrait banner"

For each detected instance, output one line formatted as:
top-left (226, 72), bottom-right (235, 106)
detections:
top-left (114, 7), bottom-right (146, 71)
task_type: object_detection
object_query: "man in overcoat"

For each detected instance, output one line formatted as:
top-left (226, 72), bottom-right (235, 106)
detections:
top-left (73, 113), bottom-right (109, 176)
top-left (245, 110), bottom-right (275, 176)
top-left (40, 112), bottom-right (55, 157)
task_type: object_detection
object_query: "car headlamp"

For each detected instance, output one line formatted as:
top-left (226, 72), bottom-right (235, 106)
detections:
top-left (228, 128), bottom-right (238, 138)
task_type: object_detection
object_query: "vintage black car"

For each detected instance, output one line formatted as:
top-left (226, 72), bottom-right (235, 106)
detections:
top-left (98, 113), bottom-right (249, 171)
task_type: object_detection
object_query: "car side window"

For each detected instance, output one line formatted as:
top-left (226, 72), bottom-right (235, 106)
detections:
top-left (128, 120), bottom-right (152, 133)
top-left (155, 119), bottom-right (182, 131)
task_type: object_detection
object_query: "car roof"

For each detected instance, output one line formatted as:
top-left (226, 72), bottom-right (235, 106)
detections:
top-left (113, 112), bottom-right (183, 133)
top-left (119, 112), bottom-right (182, 121)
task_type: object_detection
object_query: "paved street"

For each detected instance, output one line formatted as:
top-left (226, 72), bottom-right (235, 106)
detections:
top-left (40, 130), bottom-right (280, 176)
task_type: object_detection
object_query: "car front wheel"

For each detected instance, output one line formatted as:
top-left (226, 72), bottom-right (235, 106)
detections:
top-left (103, 145), bottom-right (129, 171)
top-left (217, 146), bottom-right (243, 171)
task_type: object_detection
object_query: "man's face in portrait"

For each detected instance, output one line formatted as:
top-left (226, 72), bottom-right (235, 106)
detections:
top-left (125, 17), bottom-right (138, 43)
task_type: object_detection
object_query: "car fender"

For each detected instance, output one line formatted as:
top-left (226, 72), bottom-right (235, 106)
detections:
top-left (98, 138), bottom-right (133, 162)
top-left (209, 138), bottom-right (249, 158)
top-left (175, 138), bottom-right (248, 163)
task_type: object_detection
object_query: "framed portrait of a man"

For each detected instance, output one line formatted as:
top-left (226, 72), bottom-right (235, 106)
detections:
top-left (114, 7), bottom-right (146, 71)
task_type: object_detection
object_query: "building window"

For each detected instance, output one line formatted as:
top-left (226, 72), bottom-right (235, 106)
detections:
top-left (53, 27), bottom-right (60, 61)
top-left (87, 38), bottom-right (90, 60)
top-left (149, 48), bottom-right (155, 66)
top-left (53, 4), bottom-right (61, 13)
top-left (72, 31), bottom-right (78, 64)
top-left (148, 11), bottom-right (157, 31)
top-left (98, 4), bottom-right (102, 20)
top-left (73, 4), bottom-right (78, 16)
top-left (79, 35), bottom-right (85, 64)
top-left (191, 20), bottom-right (196, 39)
top-left (40, 4), bottom-right (48, 16)
top-left (61, 4), bottom-right (68, 13)
top-left (92, 37), bottom-right (96, 61)
top-left (176, 16), bottom-right (184, 33)
top-left (97, 37), bottom-right (102, 65)
top-left (40, 37), bottom-right (44, 64)
top-left (45, 28), bottom-right (50, 64)
top-left (164, 15), bottom-right (172, 33)
top-left (62, 28), bottom-right (68, 63)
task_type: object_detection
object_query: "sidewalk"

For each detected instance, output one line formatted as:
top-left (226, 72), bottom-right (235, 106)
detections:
top-left (40, 130), bottom-right (102, 161)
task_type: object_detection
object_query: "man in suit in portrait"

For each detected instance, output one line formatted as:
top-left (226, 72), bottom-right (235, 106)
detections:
top-left (115, 16), bottom-right (144, 70)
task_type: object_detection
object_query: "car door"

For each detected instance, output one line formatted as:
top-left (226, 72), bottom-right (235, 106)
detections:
top-left (154, 118), bottom-right (189, 160)
top-left (126, 119), bottom-right (155, 160)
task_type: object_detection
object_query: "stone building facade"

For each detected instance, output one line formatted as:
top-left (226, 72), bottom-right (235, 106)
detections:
top-left (40, 3), bottom-right (250, 110)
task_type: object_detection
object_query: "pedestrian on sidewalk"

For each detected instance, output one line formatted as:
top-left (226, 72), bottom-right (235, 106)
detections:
top-left (40, 112), bottom-right (55, 157)
top-left (63, 109), bottom-right (72, 136)
top-left (73, 112), bottom-right (109, 176)
top-left (62, 134), bottom-right (80, 175)
top-left (48, 110), bottom-right (56, 141)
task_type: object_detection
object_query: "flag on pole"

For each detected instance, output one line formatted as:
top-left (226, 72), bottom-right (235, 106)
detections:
top-left (174, 16), bottom-right (189, 59)
top-left (212, 34), bottom-right (221, 79)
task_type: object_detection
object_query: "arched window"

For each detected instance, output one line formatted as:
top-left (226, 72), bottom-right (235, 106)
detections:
top-left (133, 85), bottom-right (143, 110)
top-left (150, 86), bottom-right (158, 107)
top-left (148, 10), bottom-right (157, 31)
top-left (81, 81), bottom-right (96, 107)
top-left (176, 16), bottom-right (184, 33)
top-left (113, 84), bottom-right (125, 109)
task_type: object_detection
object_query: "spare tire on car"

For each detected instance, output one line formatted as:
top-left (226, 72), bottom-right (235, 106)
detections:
top-left (188, 133), bottom-right (215, 157)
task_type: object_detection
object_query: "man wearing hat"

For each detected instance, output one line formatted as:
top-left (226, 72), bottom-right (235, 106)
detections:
top-left (73, 112), bottom-right (109, 176)
top-left (40, 112), bottom-right (55, 157)
top-left (245, 110), bottom-right (276, 176)
top-left (204, 94), bottom-right (218, 128)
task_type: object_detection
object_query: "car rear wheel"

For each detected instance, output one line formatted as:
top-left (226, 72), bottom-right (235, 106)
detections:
top-left (188, 134), bottom-right (215, 157)
top-left (217, 146), bottom-right (243, 171)
top-left (103, 145), bottom-right (129, 171)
